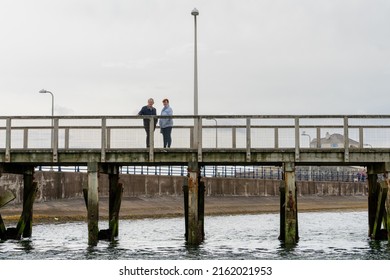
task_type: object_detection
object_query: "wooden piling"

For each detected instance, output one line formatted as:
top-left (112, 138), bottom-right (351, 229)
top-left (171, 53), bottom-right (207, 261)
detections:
top-left (87, 162), bottom-right (99, 246)
top-left (21, 169), bottom-right (36, 238)
top-left (182, 183), bottom-right (189, 240)
top-left (0, 214), bottom-right (6, 240)
top-left (198, 180), bottom-right (205, 240)
top-left (186, 161), bottom-right (204, 245)
top-left (16, 182), bottom-right (38, 239)
top-left (371, 181), bottom-right (388, 240)
top-left (109, 174), bottom-right (123, 240)
top-left (283, 162), bottom-right (298, 244)
top-left (367, 169), bottom-right (379, 236)
top-left (385, 174), bottom-right (390, 241)
top-left (279, 181), bottom-right (286, 240)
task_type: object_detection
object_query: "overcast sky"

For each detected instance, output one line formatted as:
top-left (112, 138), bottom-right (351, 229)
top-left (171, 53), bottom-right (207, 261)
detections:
top-left (1, 0), bottom-right (389, 116)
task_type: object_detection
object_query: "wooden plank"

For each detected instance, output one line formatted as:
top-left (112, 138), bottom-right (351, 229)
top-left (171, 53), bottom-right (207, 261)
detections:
top-left (0, 190), bottom-right (16, 209)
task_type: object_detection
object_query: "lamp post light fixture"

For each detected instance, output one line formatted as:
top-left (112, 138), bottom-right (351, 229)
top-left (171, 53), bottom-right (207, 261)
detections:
top-left (39, 89), bottom-right (55, 170)
top-left (39, 89), bottom-right (54, 121)
top-left (191, 8), bottom-right (199, 116)
top-left (301, 131), bottom-right (312, 181)
top-left (301, 131), bottom-right (312, 147)
top-left (363, 143), bottom-right (372, 148)
top-left (206, 118), bottom-right (218, 148)
top-left (191, 8), bottom-right (199, 149)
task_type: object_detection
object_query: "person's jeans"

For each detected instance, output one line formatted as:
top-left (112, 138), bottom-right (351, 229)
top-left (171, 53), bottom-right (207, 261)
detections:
top-left (161, 126), bottom-right (172, 148)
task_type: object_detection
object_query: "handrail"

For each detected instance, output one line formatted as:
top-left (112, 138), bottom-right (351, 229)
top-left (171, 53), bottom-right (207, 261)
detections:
top-left (1, 115), bottom-right (390, 164)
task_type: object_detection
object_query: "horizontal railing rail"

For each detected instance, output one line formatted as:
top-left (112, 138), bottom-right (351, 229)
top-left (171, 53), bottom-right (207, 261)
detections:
top-left (1, 115), bottom-right (390, 164)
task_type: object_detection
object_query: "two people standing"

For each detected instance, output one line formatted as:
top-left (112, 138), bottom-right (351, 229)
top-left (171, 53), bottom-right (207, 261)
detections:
top-left (138, 98), bottom-right (173, 148)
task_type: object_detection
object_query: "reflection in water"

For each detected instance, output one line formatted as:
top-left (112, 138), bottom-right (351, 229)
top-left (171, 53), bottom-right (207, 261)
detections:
top-left (19, 239), bottom-right (34, 252)
top-left (0, 211), bottom-right (390, 260)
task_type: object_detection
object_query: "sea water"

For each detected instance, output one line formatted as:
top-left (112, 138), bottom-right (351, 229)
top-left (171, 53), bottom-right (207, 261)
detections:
top-left (0, 211), bottom-right (389, 260)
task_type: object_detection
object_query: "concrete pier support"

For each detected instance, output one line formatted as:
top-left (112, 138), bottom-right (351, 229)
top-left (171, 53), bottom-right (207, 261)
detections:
top-left (184, 161), bottom-right (204, 245)
top-left (87, 162), bottom-right (99, 246)
top-left (280, 162), bottom-right (298, 244)
top-left (108, 165), bottom-right (123, 240)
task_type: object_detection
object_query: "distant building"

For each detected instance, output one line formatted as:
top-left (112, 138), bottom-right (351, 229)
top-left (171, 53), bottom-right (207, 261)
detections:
top-left (311, 132), bottom-right (359, 148)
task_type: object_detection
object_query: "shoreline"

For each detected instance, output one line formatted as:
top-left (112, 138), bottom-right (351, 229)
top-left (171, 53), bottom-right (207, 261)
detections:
top-left (0, 195), bottom-right (368, 224)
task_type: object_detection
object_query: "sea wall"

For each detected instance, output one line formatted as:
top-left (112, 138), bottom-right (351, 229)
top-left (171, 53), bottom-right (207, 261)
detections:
top-left (0, 171), bottom-right (367, 204)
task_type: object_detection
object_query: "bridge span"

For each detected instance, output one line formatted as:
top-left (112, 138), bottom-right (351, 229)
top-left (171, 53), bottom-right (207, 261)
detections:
top-left (0, 115), bottom-right (390, 245)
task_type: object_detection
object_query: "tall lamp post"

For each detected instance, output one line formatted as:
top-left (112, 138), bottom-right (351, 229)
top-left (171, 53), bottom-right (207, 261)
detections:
top-left (301, 131), bottom-right (312, 181)
top-left (39, 89), bottom-right (54, 124)
top-left (191, 8), bottom-right (199, 148)
top-left (301, 131), bottom-right (312, 147)
top-left (191, 8), bottom-right (199, 116)
top-left (39, 89), bottom-right (55, 170)
top-left (206, 118), bottom-right (218, 148)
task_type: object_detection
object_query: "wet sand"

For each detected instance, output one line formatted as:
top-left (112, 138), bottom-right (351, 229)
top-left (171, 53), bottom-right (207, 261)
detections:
top-left (0, 195), bottom-right (368, 224)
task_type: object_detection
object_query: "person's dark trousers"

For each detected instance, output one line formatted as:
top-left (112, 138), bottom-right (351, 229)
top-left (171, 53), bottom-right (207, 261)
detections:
top-left (144, 125), bottom-right (155, 148)
top-left (161, 126), bottom-right (172, 148)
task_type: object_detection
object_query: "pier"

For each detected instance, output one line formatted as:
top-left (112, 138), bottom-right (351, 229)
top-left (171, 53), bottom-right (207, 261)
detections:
top-left (1, 114), bottom-right (390, 245)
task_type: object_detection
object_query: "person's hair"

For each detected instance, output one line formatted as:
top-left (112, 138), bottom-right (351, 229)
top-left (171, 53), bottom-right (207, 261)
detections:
top-left (162, 98), bottom-right (169, 103)
top-left (148, 98), bottom-right (154, 103)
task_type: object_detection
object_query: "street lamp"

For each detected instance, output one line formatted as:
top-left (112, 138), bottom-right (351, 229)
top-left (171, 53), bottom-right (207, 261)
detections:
top-left (191, 8), bottom-right (199, 116)
top-left (301, 131), bottom-right (312, 147)
top-left (206, 118), bottom-right (218, 148)
top-left (39, 89), bottom-right (55, 170)
top-left (191, 8), bottom-right (199, 149)
top-left (301, 131), bottom-right (312, 181)
top-left (39, 89), bottom-right (54, 121)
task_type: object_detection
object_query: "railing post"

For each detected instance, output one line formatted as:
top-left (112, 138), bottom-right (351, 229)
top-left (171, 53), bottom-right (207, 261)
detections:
top-left (359, 127), bottom-right (363, 149)
top-left (53, 118), bottom-right (59, 163)
top-left (101, 117), bottom-right (107, 162)
top-left (344, 116), bottom-right (349, 162)
top-left (274, 128), bottom-right (279, 149)
top-left (65, 128), bottom-right (70, 150)
top-left (149, 116), bottom-right (154, 162)
top-left (197, 117), bottom-right (202, 162)
top-left (295, 117), bottom-right (300, 161)
top-left (107, 128), bottom-right (111, 149)
top-left (5, 118), bottom-right (11, 163)
top-left (232, 127), bottom-right (236, 148)
top-left (246, 118), bottom-right (251, 162)
top-left (23, 128), bottom-right (28, 149)
top-left (316, 127), bottom-right (321, 148)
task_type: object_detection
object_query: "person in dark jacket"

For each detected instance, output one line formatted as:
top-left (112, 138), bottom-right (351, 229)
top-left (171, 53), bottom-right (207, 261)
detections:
top-left (138, 98), bottom-right (158, 148)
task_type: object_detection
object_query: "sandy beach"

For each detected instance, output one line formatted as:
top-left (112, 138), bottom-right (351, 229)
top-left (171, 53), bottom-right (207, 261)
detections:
top-left (0, 195), bottom-right (368, 224)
